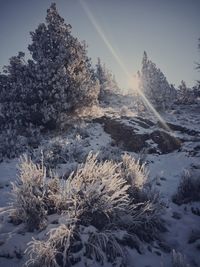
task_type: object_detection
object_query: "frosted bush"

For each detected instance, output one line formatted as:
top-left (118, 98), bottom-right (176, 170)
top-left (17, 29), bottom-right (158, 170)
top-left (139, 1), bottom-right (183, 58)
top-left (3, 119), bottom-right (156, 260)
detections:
top-left (10, 155), bottom-right (47, 231)
top-left (172, 170), bottom-right (200, 205)
top-left (26, 224), bottom-right (126, 267)
top-left (85, 229), bottom-right (126, 266)
top-left (119, 154), bottom-right (165, 241)
top-left (25, 152), bottom-right (165, 266)
top-left (10, 155), bottom-right (60, 231)
top-left (98, 144), bottom-right (122, 162)
top-left (121, 154), bottom-right (148, 189)
top-left (0, 129), bottom-right (27, 160)
top-left (119, 106), bottom-right (130, 117)
top-left (25, 238), bottom-right (59, 267)
top-left (172, 250), bottom-right (191, 267)
top-left (176, 81), bottom-right (196, 105)
top-left (0, 126), bottom-right (41, 161)
top-left (33, 134), bottom-right (89, 169)
top-left (54, 153), bottom-right (130, 222)
top-left (26, 223), bottom-right (79, 267)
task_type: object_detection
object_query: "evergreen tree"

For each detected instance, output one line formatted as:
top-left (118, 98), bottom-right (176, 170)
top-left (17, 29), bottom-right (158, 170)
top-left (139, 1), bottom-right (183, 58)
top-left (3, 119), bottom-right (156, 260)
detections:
top-left (197, 38), bottom-right (200, 75)
top-left (96, 57), bottom-right (119, 100)
top-left (192, 83), bottom-right (200, 98)
top-left (139, 51), bottom-right (174, 110)
top-left (176, 80), bottom-right (195, 105)
top-left (0, 52), bottom-right (34, 128)
top-left (1, 3), bottom-right (99, 130)
top-left (193, 37), bottom-right (200, 95)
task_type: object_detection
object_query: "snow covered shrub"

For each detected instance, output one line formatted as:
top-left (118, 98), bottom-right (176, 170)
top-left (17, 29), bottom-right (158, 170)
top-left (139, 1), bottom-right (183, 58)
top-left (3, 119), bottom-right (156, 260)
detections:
top-left (55, 153), bottom-right (130, 223)
top-left (10, 155), bottom-right (47, 231)
top-left (25, 238), bottom-right (59, 267)
top-left (176, 81), bottom-right (196, 105)
top-left (97, 144), bottom-right (122, 162)
top-left (33, 138), bottom-right (69, 169)
top-left (66, 134), bottom-right (90, 163)
top-left (33, 134), bottom-right (89, 169)
top-left (172, 170), bottom-right (200, 205)
top-left (26, 224), bottom-right (126, 267)
top-left (85, 228), bottom-right (126, 266)
top-left (0, 129), bottom-right (27, 160)
top-left (0, 126), bottom-right (41, 160)
top-left (119, 106), bottom-right (129, 117)
top-left (1, 3), bottom-right (99, 130)
top-left (172, 250), bottom-right (191, 267)
top-left (25, 152), bottom-right (165, 267)
top-left (10, 155), bottom-right (60, 231)
top-left (119, 154), bottom-right (166, 242)
top-left (72, 105), bottom-right (103, 120)
top-left (121, 153), bottom-right (148, 189)
top-left (26, 223), bottom-right (80, 267)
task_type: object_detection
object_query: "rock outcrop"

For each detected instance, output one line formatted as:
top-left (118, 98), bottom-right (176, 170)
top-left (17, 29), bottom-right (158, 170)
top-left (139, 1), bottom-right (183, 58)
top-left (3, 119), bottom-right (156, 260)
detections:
top-left (94, 116), bottom-right (181, 154)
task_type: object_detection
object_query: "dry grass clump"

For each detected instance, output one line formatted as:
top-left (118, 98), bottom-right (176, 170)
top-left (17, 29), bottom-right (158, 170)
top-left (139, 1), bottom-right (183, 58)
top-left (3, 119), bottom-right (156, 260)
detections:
top-left (10, 155), bottom-right (60, 231)
top-left (172, 170), bottom-right (200, 205)
top-left (24, 152), bottom-right (165, 266)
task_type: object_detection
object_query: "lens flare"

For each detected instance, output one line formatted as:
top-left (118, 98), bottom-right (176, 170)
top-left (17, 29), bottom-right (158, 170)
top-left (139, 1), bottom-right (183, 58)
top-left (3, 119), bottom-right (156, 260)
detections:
top-left (79, 0), bottom-right (173, 133)
top-left (128, 74), bottom-right (140, 92)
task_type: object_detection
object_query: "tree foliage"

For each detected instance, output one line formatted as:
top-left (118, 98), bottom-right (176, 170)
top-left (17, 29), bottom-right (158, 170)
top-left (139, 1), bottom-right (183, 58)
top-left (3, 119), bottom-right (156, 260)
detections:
top-left (176, 80), bottom-right (195, 105)
top-left (95, 57), bottom-right (120, 100)
top-left (139, 51), bottom-right (176, 110)
top-left (0, 3), bottom-right (99, 130)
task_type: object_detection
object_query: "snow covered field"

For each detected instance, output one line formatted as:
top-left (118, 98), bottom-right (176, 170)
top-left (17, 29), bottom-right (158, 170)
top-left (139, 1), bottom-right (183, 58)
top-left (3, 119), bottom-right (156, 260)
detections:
top-left (0, 103), bottom-right (199, 267)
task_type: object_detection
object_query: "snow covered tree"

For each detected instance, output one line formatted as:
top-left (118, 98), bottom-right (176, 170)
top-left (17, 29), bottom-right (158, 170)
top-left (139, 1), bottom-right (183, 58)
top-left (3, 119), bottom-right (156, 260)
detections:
top-left (139, 51), bottom-right (174, 110)
top-left (28, 3), bottom-right (99, 110)
top-left (195, 37), bottom-right (200, 95)
top-left (0, 73), bottom-right (10, 124)
top-left (176, 80), bottom-right (195, 105)
top-left (31, 3), bottom-right (100, 125)
top-left (197, 38), bottom-right (200, 81)
top-left (192, 83), bottom-right (200, 98)
top-left (0, 52), bottom-right (34, 129)
top-left (1, 3), bottom-right (99, 130)
top-left (96, 57), bottom-right (120, 100)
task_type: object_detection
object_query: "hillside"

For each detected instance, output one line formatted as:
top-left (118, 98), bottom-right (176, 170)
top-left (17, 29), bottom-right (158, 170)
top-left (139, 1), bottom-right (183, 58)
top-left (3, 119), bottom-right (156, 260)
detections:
top-left (0, 95), bottom-right (200, 267)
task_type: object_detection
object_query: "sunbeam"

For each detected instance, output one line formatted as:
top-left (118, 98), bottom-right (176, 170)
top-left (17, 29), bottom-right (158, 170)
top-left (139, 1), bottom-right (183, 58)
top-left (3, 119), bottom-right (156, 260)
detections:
top-left (79, 0), bottom-right (172, 132)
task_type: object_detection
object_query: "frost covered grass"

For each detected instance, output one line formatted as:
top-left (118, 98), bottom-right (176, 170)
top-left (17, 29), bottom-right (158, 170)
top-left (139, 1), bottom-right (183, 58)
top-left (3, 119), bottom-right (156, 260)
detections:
top-left (10, 155), bottom-right (60, 231)
top-left (121, 154), bottom-right (148, 189)
top-left (23, 152), bottom-right (166, 266)
top-left (172, 170), bottom-right (200, 205)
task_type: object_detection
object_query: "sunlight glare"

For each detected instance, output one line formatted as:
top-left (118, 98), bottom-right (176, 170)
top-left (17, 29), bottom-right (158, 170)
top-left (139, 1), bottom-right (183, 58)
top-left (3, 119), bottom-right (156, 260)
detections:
top-left (128, 73), bottom-right (140, 92)
top-left (79, 0), bottom-right (173, 132)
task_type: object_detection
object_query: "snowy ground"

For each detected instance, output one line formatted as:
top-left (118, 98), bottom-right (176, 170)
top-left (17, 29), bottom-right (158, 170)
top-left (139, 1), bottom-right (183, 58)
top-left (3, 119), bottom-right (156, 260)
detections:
top-left (0, 103), bottom-right (200, 267)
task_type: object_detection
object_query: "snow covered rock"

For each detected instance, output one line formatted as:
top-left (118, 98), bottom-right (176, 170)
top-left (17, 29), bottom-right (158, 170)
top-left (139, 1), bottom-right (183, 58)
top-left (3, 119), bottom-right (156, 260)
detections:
top-left (94, 116), bottom-right (181, 154)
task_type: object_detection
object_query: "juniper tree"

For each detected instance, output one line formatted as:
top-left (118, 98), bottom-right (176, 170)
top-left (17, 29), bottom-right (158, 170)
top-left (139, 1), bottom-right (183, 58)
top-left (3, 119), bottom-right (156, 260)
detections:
top-left (0, 52), bottom-right (34, 128)
top-left (96, 57), bottom-right (119, 100)
top-left (196, 37), bottom-right (200, 91)
top-left (139, 51), bottom-right (174, 110)
top-left (29, 3), bottom-right (99, 110)
top-left (176, 80), bottom-right (195, 105)
top-left (1, 3), bottom-right (99, 130)
top-left (197, 38), bottom-right (200, 75)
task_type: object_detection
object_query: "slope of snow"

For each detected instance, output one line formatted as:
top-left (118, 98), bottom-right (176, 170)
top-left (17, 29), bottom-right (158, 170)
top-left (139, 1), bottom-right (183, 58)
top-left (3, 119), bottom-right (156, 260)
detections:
top-left (0, 104), bottom-right (200, 267)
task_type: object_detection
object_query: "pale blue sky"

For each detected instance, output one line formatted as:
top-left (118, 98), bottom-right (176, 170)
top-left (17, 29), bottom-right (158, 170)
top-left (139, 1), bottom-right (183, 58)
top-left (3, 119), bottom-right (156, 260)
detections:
top-left (0, 0), bottom-right (199, 89)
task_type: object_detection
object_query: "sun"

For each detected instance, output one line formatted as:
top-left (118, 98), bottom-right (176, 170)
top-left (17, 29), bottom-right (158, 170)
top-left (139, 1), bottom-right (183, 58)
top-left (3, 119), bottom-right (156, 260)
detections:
top-left (128, 73), bottom-right (140, 92)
